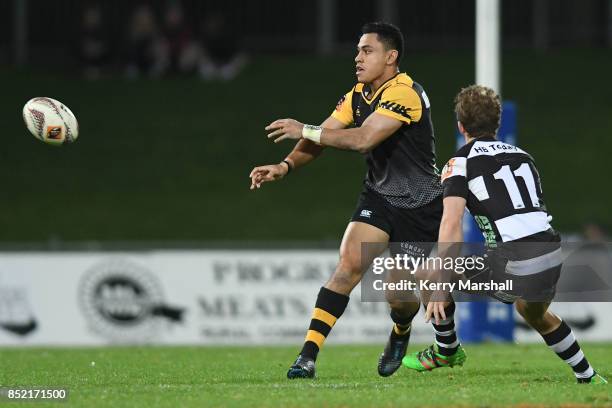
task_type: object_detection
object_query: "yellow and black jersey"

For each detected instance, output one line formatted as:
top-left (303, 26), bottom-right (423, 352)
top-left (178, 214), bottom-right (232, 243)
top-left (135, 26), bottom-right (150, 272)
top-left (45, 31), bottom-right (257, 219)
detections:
top-left (331, 73), bottom-right (442, 209)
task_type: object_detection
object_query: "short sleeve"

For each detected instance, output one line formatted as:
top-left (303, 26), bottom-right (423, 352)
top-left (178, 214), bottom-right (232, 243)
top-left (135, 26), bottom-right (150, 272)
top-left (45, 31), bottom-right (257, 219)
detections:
top-left (375, 84), bottom-right (422, 124)
top-left (330, 89), bottom-right (354, 126)
top-left (441, 157), bottom-right (468, 199)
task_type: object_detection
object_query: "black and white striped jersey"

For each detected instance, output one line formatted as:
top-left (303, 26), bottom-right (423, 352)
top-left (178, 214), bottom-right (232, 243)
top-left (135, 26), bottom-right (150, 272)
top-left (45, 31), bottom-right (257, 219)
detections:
top-left (441, 136), bottom-right (554, 246)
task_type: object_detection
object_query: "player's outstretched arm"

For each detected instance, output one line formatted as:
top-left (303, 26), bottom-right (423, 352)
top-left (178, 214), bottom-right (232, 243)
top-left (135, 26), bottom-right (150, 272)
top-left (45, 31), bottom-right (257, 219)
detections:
top-left (266, 112), bottom-right (402, 154)
top-left (284, 116), bottom-right (346, 169)
top-left (249, 116), bottom-right (346, 190)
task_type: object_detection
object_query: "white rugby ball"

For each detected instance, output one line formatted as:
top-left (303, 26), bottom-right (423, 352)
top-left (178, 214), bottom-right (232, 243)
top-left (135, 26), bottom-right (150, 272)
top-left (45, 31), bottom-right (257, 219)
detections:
top-left (22, 97), bottom-right (79, 145)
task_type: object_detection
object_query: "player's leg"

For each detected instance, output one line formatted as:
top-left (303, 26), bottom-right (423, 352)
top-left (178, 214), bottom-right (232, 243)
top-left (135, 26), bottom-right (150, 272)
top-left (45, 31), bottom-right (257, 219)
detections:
top-left (381, 195), bottom-right (447, 375)
top-left (421, 199), bottom-right (466, 366)
top-left (378, 277), bottom-right (421, 377)
top-left (403, 241), bottom-right (496, 372)
top-left (515, 300), bottom-right (607, 384)
top-left (402, 299), bottom-right (466, 372)
top-left (325, 221), bottom-right (389, 294)
top-left (287, 221), bottom-right (389, 379)
top-left (430, 301), bottom-right (463, 357)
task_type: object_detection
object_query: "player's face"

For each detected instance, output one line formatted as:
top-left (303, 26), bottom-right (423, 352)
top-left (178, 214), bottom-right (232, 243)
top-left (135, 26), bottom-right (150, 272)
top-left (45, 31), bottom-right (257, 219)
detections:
top-left (355, 33), bottom-right (391, 83)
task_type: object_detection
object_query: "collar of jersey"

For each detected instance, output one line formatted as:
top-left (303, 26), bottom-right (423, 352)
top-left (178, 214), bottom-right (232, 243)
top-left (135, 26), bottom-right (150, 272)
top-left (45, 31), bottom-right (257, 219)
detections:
top-left (358, 72), bottom-right (409, 104)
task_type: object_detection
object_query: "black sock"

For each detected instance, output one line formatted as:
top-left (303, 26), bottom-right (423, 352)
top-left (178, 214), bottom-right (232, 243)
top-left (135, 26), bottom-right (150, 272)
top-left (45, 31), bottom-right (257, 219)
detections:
top-left (390, 308), bottom-right (418, 340)
top-left (300, 287), bottom-right (350, 361)
top-left (432, 302), bottom-right (460, 356)
top-left (541, 320), bottom-right (595, 381)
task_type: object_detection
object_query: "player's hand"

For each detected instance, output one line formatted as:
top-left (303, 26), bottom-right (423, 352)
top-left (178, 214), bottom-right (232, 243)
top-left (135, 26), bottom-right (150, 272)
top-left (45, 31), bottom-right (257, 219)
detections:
top-left (249, 163), bottom-right (288, 190)
top-left (265, 119), bottom-right (304, 143)
top-left (425, 301), bottom-right (447, 325)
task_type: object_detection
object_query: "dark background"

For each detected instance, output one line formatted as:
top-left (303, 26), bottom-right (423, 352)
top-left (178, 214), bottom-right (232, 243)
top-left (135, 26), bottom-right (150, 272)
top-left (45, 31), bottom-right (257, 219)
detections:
top-left (1, 0), bottom-right (610, 58)
top-left (2, 0), bottom-right (611, 246)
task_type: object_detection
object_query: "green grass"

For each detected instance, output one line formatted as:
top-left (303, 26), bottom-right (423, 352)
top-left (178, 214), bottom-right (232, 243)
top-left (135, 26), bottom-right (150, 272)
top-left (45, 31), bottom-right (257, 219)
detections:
top-left (1, 343), bottom-right (610, 407)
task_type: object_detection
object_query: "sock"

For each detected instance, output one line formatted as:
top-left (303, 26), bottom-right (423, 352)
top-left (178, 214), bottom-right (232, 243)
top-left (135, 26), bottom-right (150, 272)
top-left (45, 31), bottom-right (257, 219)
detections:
top-left (541, 320), bottom-right (595, 381)
top-left (432, 302), bottom-right (460, 356)
top-left (390, 308), bottom-right (417, 339)
top-left (299, 287), bottom-right (349, 361)
top-left (393, 324), bottom-right (411, 336)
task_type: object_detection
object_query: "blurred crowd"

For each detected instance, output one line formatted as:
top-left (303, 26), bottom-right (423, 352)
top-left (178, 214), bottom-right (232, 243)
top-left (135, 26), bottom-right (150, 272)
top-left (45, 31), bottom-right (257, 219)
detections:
top-left (76, 2), bottom-right (247, 80)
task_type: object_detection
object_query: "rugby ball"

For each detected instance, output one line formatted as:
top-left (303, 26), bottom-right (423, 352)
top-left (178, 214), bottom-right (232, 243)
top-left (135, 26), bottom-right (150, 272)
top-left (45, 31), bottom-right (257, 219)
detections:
top-left (22, 97), bottom-right (79, 145)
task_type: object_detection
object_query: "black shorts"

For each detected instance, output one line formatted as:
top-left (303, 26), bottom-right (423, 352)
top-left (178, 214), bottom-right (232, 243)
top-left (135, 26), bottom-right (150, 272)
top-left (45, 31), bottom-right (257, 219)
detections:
top-left (463, 246), bottom-right (562, 303)
top-left (350, 187), bottom-right (442, 246)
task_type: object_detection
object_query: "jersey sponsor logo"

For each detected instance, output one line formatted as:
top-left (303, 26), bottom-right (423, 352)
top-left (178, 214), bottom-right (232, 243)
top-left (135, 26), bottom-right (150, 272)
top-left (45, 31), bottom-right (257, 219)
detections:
top-left (474, 215), bottom-right (497, 248)
top-left (441, 157), bottom-right (467, 182)
top-left (468, 141), bottom-right (527, 158)
top-left (360, 209), bottom-right (372, 218)
top-left (379, 100), bottom-right (411, 120)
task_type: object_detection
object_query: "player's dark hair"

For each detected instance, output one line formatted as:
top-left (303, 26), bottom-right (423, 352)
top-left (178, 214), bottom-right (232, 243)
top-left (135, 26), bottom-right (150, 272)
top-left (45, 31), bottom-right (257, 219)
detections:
top-left (361, 22), bottom-right (404, 65)
top-left (454, 85), bottom-right (502, 139)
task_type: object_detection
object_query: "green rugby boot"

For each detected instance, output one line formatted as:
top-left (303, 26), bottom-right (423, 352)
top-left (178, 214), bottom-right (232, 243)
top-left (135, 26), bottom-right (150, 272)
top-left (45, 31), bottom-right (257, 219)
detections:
top-left (579, 373), bottom-right (608, 384)
top-left (402, 344), bottom-right (466, 372)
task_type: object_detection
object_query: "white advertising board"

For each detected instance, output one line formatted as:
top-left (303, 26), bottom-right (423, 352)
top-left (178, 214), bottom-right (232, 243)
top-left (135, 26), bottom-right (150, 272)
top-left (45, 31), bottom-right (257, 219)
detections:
top-left (0, 251), bottom-right (610, 346)
top-left (0, 251), bottom-right (431, 346)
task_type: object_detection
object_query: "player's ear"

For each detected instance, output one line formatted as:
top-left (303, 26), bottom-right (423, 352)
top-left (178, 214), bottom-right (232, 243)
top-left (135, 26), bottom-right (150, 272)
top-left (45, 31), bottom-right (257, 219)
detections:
top-left (457, 121), bottom-right (464, 134)
top-left (457, 121), bottom-right (469, 140)
top-left (386, 49), bottom-right (399, 66)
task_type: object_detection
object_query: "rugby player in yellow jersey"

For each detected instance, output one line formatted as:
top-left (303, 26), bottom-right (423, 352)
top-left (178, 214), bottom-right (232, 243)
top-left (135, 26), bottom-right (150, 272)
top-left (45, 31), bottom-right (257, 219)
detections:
top-left (249, 22), bottom-right (445, 379)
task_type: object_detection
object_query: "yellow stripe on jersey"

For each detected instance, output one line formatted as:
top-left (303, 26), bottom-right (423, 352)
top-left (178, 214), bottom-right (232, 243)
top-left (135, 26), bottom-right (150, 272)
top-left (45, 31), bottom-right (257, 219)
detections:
top-left (312, 307), bottom-right (337, 327)
top-left (376, 84), bottom-right (422, 124)
top-left (332, 73), bottom-right (422, 125)
top-left (361, 73), bottom-right (413, 104)
top-left (305, 329), bottom-right (326, 348)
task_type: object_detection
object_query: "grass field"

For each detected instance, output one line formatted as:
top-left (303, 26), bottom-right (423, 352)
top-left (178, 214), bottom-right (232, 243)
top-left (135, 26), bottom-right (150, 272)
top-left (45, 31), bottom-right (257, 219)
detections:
top-left (0, 343), bottom-right (610, 407)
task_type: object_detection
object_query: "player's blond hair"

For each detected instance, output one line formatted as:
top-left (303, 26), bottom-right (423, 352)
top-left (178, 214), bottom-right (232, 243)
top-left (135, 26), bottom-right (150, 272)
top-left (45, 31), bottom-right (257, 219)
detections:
top-left (454, 85), bottom-right (501, 139)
